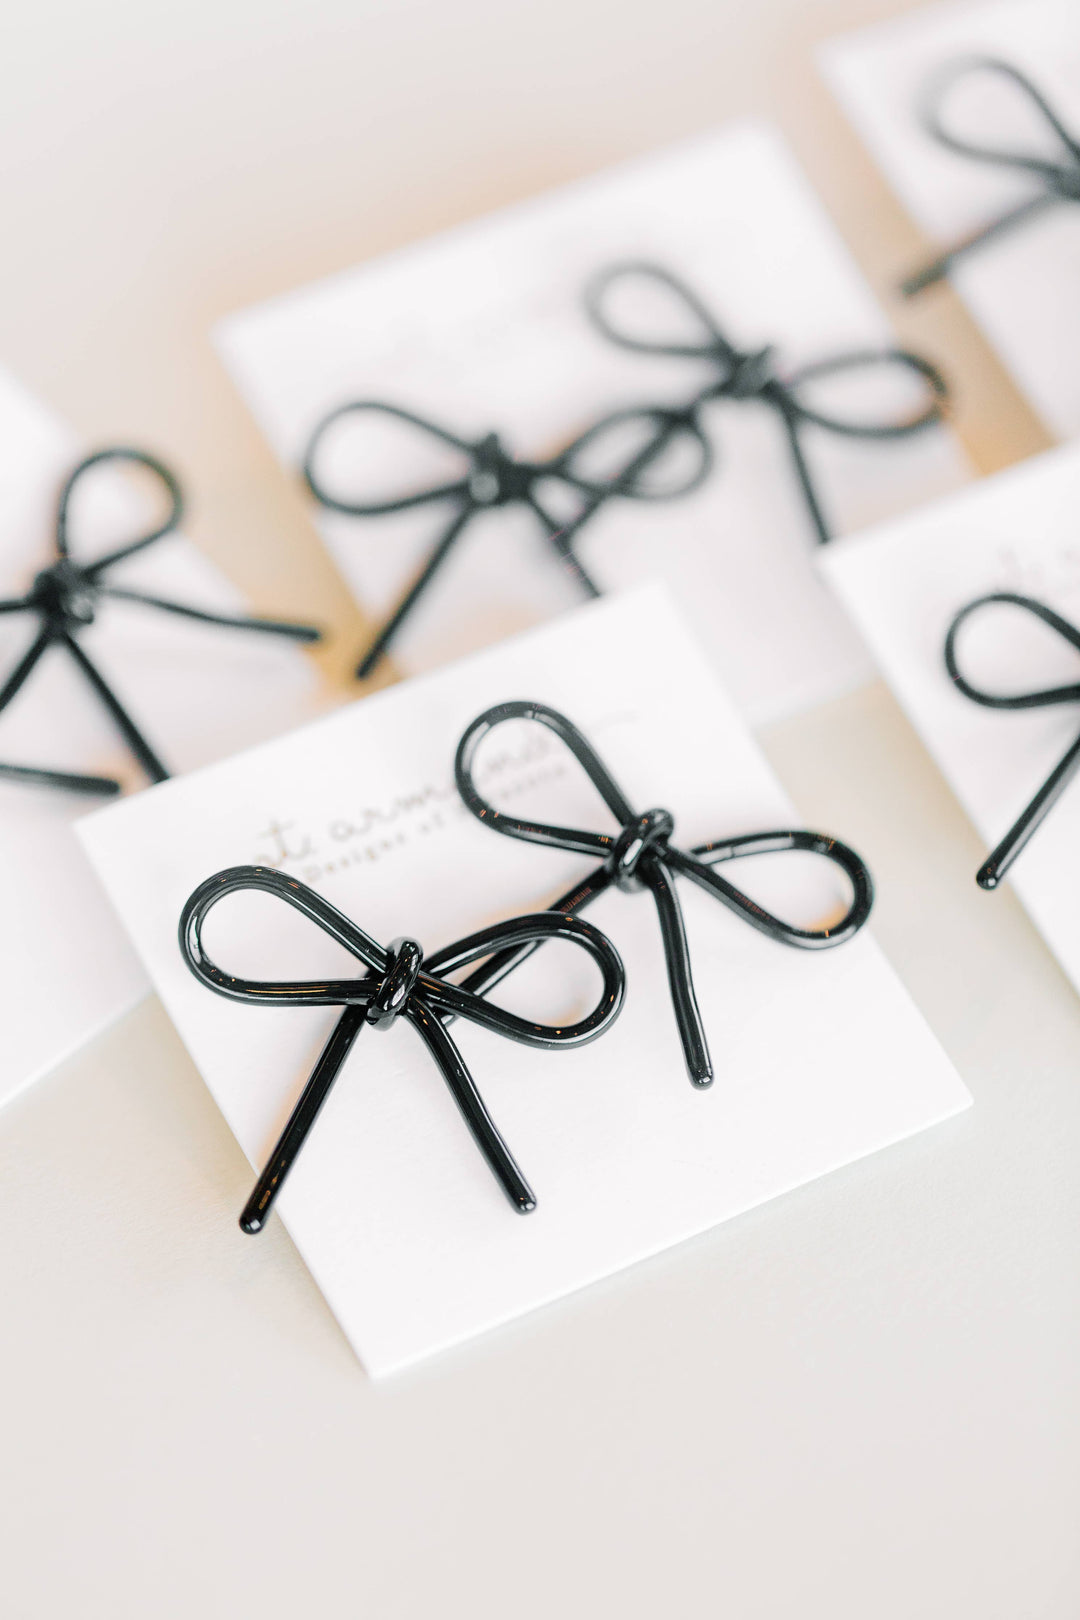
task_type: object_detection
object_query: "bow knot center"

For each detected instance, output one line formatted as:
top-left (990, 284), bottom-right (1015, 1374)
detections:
top-left (367, 936), bottom-right (424, 1029)
top-left (468, 434), bottom-right (537, 506)
top-left (712, 345), bottom-right (776, 401)
top-left (30, 558), bottom-right (97, 628)
top-left (608, 808), bottom-right (674, 891)
top-left (1052, 164), bottom-right (1080, 201)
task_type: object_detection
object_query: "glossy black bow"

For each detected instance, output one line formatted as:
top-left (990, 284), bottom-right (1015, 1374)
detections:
top-left (585, 262), bottom-right (949, 546)
top-left (903, 57), bottom-right (1080, 296)
top-left (302, 400), bottom-right (706, 678)
top-left (180, 865), bottom-right (626, 1229)
top-left (0, 448), bottom-right (322, 787)
top-left (454, 701), bottom-right (874, 1086)
top-left (0, 759), bottom-right (121, 796)
top-left (945, 591), bottom-right (1080, 889)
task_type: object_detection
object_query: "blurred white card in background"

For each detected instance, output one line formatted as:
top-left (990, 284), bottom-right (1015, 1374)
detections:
top-left (217, 122), bottom-right (968, 726)
top-left (820, 0), bottom-right (1080, 439)
top-left (821, 441), bottom-right (1080, 995)
top-left (0, 367), bottom-right (323, 1109)
top-left (80, 586), bottom-right (970, 1378)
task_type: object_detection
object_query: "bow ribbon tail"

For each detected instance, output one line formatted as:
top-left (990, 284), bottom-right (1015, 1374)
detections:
top-left (525, 491), bottom-right (603, 600)
top-left (98, 586), bottom-right (322, 644)
top-left (0, 624), bottom-right (51, 713)
top-left (776, 403), bottom-right (832, 545)
top-left (240, 1004), bottom-right (368, 1234)
top-left (60, 631), bottom-right (171, 783)
top-left (642, 857), bottom-right (712, 1086)
top-left (356, 503), bottom-right (474, 680)
top-left (0, 760), bottom-right (121, 795)
top-left (978, 726), bottom-right (1080, 891)
top-left (902, 192), bottom-right (1056, 296)
top-left (407, 998), bottom-right (536, 1213)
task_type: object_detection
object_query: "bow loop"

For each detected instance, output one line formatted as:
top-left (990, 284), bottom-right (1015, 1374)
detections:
top-left (56, 447), bottom-right (184, 575)
top-left (922, 56), bottom-right (1080, 183)
top-left (945, 592), bottom-right (1080, 711)
top-left (784, 350), bottom-right (949, 439)
top-left (465, 432), bottom-right (539, 506)
top-left (584, 260), bottom-right (734, 361)
top-left (944, 592), bottom-right (1080, 890)
top-left (904, 57), bottom-right (1080, 295)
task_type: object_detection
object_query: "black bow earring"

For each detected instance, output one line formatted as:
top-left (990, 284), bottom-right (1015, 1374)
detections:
top-left (584, 261), bottom-right (949, 547)
top-left (903, 57), bottom-right (1080, 296)
top-left (179, 865), bottom-right (626, 1229)
top-left (0, 448), bottom-right (323, 787)
top-left (302, 400), bottom-right (707, 679)
top-left (454, 701), bottom-right (874, 1086)
top-left (945, 591), bottom-right (1080, 888)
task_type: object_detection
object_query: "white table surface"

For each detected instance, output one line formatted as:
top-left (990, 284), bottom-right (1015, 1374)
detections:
top-left (1, 2), bottom-right (1077, 1615)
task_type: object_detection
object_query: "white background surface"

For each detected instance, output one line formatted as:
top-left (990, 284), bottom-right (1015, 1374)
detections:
top-left (1, 1), bottom-right (1078, 1616)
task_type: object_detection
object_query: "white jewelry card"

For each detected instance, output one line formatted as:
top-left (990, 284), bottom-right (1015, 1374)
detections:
top-left (820, 0), bottom-right (1080, 439)
top-left (78, 585), bottom-right (970, 1378)
top-left (216, 121), bottom-right (968, 727)
top-left (0, 366), bottom-right (323, 1109)
top-left (821, 440), bottom-right (1080, 995)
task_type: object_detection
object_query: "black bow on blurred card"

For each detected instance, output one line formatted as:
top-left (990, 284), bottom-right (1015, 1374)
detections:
top-left (584, 261), bottom-right (948, 546)
top-left (303, 392), bottom-right (709, 679)
top-left (0, 447), bottom-right (322, 789)
top-left (945, 591), bottom-right (1080, 889)
top-left (903, 56), bottom-right (1080, 296)
top-left (302, 261), bottom-right (948, 680)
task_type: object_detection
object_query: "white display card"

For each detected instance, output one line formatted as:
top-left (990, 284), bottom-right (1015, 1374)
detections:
top-left (79, 585), bottom-right (970, 1377)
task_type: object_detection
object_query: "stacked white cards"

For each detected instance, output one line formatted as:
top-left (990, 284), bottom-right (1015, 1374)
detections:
top-left (79, 587), bottom-right (971, 1376)
top-left (218, 120), bottom-right (968, 726)
top-left (0, 368), bottom-right (323, 1108)
top-left (821, 0), bottom-right (1080, 438)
